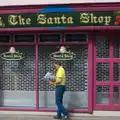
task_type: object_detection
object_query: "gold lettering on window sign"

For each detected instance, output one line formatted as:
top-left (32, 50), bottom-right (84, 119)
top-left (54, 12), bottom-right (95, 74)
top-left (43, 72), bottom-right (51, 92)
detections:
top-left (80, 13), bottom-right (112, 25)
top-left (8, 15), bottom-right (31, 26)
top-left (37, 14), bottom-right (74, 25)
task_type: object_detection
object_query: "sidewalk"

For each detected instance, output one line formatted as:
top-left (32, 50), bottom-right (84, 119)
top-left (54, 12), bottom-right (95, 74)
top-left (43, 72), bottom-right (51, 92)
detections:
top-left (0, 114), bottom-right (120, 120)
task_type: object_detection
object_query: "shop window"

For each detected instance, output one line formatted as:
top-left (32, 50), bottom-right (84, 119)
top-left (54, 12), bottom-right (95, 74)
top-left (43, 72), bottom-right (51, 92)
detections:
top-left (14, 34), bottom-right (35, 43)
top-left (114, 39), bottom-right (120, 58)
top-left (38, 46), bottom-right (88, 109)
top-left (39, 33), bottom-right (61, 42)
top-left (114, 63), bottom-right (120, 82)
top-left (64, 33), bottom-right (88, 42)
top-left (113, 86), bottom-right (120, 104)
top-left (0, 34), bottom-right (10, 43)
top-left (96, 63), bottom-right (110, 82)
top-left (96, 86), bottom-right (110, 104)
top-left (0, 46), bottom-right (36, 107)
top-left (96, 36), bottom-right (110, 58)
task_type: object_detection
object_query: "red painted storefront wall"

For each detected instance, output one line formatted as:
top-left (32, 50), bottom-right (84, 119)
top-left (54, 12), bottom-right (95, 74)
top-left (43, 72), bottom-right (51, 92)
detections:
top-left (0, 3), bottom-right (120, 112)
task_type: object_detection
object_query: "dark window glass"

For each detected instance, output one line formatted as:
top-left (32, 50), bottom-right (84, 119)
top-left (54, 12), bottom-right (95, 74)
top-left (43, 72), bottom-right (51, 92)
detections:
top-left (0, 35), bottom-right (10, 43)
top-left (14, 34), bottom-right (35, 42)
top-left (39, 34), bottom-right (61, 42)
top-left (65, 33), bottom-right (87, 42)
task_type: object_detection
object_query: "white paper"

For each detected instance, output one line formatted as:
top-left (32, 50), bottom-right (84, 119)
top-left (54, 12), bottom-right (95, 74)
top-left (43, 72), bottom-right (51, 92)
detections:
top-left (42, 72), bottom-right (55, 82)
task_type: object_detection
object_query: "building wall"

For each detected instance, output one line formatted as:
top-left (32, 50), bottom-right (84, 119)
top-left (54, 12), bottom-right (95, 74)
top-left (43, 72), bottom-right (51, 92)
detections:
top-left (0, 0), bottom-right (119, 6)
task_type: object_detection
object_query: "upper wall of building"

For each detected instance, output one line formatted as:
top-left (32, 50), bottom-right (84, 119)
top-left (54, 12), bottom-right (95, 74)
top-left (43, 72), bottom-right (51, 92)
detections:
top-left (0, 0), bottom-right (119, 6)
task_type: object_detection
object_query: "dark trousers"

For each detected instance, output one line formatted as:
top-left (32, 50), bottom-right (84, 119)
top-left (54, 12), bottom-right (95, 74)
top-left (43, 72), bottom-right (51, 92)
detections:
top-left (55, 85), bottom-right (68, 117)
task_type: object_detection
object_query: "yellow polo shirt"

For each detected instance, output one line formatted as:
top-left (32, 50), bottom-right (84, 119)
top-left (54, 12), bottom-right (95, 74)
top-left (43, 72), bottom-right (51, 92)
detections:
top-left (56, 66), bottom-right (66, 86)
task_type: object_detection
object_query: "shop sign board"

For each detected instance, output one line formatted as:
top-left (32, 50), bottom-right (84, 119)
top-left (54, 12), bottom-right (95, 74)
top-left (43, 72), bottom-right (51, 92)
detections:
top-left (0, 11), bottom-right (120, 28)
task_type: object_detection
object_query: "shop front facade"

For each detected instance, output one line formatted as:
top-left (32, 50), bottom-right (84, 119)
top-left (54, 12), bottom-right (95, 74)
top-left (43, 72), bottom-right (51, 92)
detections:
top-left (0, 3), bottom-right (120, 113)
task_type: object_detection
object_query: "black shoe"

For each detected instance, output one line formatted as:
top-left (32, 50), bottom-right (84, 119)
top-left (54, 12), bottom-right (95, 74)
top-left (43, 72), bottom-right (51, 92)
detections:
top-left (62, 116), bottom-right (69, 120)
top-left (53, 115), bottom-right (62, 119)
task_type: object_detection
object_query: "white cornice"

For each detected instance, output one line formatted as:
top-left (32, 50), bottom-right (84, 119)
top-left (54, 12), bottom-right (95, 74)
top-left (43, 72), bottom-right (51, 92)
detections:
top-left (0, 0), bottom-right (119, 6)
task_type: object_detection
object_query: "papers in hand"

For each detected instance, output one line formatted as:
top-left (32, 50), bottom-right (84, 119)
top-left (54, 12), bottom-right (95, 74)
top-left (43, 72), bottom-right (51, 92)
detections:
top-left (42, 72), bottom-right (55, 82)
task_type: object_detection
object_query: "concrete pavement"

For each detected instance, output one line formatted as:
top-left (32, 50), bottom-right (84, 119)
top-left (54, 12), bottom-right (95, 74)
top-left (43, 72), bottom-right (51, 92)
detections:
top-left (0, 114), bottom-right (120, 120)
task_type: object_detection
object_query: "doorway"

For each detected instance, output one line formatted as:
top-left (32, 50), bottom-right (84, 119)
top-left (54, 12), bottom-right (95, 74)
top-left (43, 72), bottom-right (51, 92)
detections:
top-left (94, 31), bottom-right (120, 110)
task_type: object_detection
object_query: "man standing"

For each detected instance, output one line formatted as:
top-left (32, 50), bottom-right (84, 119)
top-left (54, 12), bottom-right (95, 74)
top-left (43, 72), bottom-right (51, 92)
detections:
top-left (49, 61), bottom-right (68, 120)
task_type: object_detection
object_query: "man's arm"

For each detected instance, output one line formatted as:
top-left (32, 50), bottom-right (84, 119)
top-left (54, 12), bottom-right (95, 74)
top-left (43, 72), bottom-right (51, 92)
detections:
top-left (49, 68), bottom-right (64, 85)
top-left (53, 77), bottom-right (62, 84)
top-left (49, 77), bottom-right (62, 85)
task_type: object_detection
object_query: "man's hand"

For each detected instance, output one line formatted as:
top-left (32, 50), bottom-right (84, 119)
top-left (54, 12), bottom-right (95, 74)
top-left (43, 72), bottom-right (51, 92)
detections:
top-left (49, 81), bottom-right (54, 85)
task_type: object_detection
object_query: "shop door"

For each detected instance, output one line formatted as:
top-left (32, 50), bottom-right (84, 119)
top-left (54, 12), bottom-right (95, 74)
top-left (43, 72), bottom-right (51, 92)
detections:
top-left (94, 32), bottom-right (120, 110)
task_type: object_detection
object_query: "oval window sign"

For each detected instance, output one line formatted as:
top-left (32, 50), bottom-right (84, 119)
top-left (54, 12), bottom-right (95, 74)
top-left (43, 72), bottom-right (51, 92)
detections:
top-left (50, 46), bottom-right (76, 61)
top-left (0, 47), bottom-right (24, 60)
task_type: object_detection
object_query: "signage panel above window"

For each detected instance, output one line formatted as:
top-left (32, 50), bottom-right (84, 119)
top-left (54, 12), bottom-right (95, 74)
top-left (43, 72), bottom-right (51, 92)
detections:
top-left (0, 11), bottom-right (120, 29)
